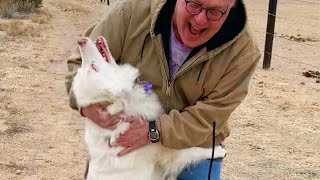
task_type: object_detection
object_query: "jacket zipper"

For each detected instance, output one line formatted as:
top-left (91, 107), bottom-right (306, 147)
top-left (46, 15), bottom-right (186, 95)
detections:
top-left (166, 56), bottom-right (209, 112)
top-left (153, 35), bottom-right (173, 113)
top-left (172, 55), bottom-right (206, 82)
top-left (164, 53), bottom-right (209, 113)
top-left (153, 35), bottom-right (210, 113)
top-left (165, 81), bottom-right (172, 113)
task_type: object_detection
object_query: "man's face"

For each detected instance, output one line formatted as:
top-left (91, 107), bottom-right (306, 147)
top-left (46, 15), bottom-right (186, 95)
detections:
top-left (172, 0), bottom-right (233, 48)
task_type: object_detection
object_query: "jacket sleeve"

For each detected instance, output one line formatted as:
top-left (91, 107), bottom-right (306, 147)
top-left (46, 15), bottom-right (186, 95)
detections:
top-left (156, 46), bottom-right (261, 149)
top-left (65, 1), bottom-right (130, 110)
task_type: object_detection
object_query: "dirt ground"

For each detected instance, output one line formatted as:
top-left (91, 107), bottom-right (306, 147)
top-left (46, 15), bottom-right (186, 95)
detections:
top-left (0, 0), bottom-right (319, 179)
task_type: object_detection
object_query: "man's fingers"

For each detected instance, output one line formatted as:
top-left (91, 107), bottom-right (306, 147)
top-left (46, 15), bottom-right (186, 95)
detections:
top-left (100, 122), bottom-right (113, 129)
top-left (118, 146), bottom-right (134, 156)
top-left (127, 116), bottom-right (144, 123)
top-left (95, 101), bottom-right (111, 107)
top-left (126, 116), bottom-right (135, 122)
top-left (110, 114), bottom-right (123, 122)
top-left (112, 142), bottom-right (128, 147)
top-left (130, 120), bottom-right (147, 128)
top-left (107, 120), bottom-right (120, 128)
top-left (115, 134), bottom-right (126, 142)
top-left (97, 106), bottom-right (108, 114)
top-left (94, 111), bottom-right (123, 129)
top-left (107, 114), bottom-right (124, 126)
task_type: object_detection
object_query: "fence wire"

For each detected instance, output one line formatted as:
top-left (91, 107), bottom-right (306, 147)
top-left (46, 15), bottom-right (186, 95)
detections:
top-left (275, 15), bottom-right (320, 29)
top-left (263, 51), bottom-right (320, 69)
top-left (263, 31), bottom-right (320, 48)
top-left (261, 0), bottom-right (320, 69)
top-left (291, 0), bottom-right (320, 4)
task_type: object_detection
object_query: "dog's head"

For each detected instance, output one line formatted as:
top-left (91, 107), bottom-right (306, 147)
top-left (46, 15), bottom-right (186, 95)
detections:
top-left (77, 36), bottom-right (116, 72)
top-left (73, 36), bottom-right (139, 107)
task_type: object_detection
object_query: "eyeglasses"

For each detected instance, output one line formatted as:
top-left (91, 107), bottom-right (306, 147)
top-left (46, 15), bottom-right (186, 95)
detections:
top-left (185, 0), bottom-right (228, 21)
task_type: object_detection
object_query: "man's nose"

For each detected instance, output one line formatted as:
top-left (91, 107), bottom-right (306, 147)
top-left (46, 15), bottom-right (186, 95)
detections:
top-left (194, 10), bottom-right (208, 26)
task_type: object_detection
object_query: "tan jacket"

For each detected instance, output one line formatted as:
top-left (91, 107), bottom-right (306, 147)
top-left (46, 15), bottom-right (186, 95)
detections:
top-left (65, 0), bottom-right (261, 149)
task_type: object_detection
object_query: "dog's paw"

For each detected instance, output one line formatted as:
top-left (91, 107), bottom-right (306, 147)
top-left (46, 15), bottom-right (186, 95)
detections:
top-left (161, 173), bottom-right (177, 180)
top-left (109, 134), bottom-right (117, 146)
top-left (161, 163), bottom-right (182, 180)
top-left (109, 122), bottom-right (130, 146)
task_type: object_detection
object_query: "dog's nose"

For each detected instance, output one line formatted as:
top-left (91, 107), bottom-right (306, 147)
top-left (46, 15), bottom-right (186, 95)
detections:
top-left (78, 38), bottom-right (87, 46)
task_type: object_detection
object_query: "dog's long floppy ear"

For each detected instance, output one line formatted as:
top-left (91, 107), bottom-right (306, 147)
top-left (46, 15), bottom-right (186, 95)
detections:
top-left (95, 36), bottom-right (116, 65)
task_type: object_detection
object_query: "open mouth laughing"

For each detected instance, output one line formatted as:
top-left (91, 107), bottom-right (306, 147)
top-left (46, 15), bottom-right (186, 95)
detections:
top-left (188, 22), bottom-right (206, 36)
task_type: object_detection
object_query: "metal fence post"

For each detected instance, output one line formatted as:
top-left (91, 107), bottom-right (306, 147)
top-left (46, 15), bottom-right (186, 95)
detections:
top-left (263, 0), bottom-right (278, 69)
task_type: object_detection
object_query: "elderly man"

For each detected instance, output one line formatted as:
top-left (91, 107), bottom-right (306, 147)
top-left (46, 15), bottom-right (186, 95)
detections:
top-left (66, 0), bottom-right (260, 179)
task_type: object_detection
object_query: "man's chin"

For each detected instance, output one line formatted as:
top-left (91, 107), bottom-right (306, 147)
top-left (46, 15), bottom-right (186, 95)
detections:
top-left (181, 36), bottom-right (201, 48)
top-left (182, 41), bottom-right (198, 48)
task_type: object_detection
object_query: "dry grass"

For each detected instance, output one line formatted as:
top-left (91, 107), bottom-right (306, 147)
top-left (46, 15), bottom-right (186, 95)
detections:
top-left (0, 21), bottom-right (6, 31)
top-left (30, 14), bottom-right (51, 24)
top-left (0, 0), bottom-right (43, 18)
top-left (56, 1), bottom-right (92, 14)
top-left (3, 20), bottom-right (40, 37)
top-left (39, 8), bottom-right (53, 19)
top-left (1, 123), bottom-right (29, 136)
top-left (0, 1), bottom-right (49, 38)
top-left (0, 162), bottom-right (28, 173)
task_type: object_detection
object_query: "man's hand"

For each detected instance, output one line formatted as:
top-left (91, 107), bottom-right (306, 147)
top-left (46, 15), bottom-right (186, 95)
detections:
top-left (81, 102), bottom-right (123, 129)
top-left (113, 116), bottom-right (150, 156)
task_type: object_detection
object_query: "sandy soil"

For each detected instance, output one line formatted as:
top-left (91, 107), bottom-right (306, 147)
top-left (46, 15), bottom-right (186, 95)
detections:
top-left (0, 0), bottom-right (319, 179)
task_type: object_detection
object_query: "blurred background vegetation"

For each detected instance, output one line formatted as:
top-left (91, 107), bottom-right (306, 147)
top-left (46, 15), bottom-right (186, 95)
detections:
top-left (0, 0), bottom-right (43, 18)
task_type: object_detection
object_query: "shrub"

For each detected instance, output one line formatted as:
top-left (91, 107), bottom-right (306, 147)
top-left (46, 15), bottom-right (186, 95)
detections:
top-left (0, 0), bottom-right (19, 18)
top-left (17, 0), bottom-right (43, 12)
top-left (0, 0), bottom-right (43, 18)
top-left (28, 0), bottom-right (42, 9)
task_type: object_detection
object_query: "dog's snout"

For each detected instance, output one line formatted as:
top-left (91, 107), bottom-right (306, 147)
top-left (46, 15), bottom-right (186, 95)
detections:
top-left (78, 38), bottom-right (87, 46)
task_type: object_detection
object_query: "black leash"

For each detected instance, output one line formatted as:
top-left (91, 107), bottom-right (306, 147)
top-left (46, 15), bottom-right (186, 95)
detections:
top-left (208, 121), bottom-right (216, 180)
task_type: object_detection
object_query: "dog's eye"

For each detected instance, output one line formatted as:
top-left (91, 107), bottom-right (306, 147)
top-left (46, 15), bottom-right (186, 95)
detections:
top-left (90, 62), bottom-right (99, 72)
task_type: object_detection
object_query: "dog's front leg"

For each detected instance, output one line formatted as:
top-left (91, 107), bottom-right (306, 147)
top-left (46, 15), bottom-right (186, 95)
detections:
top-left (109, 121), bottom-right (130, 146)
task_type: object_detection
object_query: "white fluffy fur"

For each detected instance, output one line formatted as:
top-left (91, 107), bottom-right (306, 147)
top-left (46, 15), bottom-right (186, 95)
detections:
top-left (72, 36), bottom-right (215, 180)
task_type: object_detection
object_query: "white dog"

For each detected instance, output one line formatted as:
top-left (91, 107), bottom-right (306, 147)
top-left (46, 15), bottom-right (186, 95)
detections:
top-left (72, 36), bottom-right (218, 180)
